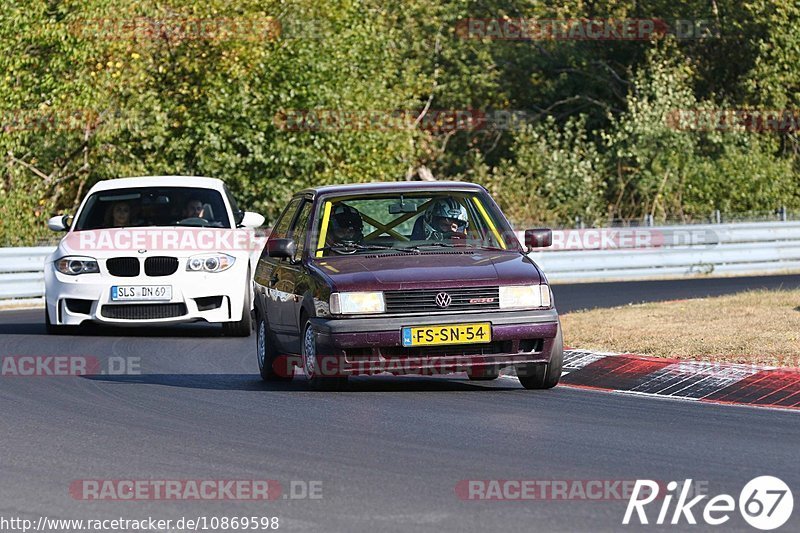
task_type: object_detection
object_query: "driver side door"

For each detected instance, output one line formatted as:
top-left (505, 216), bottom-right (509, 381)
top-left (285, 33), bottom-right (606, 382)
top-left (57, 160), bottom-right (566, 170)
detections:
top-left (254, 197), bottom-right (301, 351)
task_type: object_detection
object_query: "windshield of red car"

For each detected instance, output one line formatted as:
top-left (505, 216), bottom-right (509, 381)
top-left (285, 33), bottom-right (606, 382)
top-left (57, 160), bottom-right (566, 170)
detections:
top-left (313, 191), bottom-right (518, 257)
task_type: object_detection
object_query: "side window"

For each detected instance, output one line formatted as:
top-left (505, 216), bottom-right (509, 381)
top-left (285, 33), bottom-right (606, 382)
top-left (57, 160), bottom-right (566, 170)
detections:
top-left (290, 200), bottom-right (313, 259)
top-left (259, 198), bottom-right (302, 264)
top-left (223, 184), bottom-right (243, 225)
top-left (269, 198), bottom-right (302, 240)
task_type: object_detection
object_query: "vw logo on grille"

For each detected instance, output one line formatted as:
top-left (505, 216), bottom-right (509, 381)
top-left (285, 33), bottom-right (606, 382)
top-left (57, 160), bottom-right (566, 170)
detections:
top-left (435, 292), bottom-right (452, 308)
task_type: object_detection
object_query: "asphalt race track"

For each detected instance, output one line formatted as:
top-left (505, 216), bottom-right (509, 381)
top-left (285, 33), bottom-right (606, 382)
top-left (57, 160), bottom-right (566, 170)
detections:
top-left (552, 273), bottom-right (800, 313)
top-left (1, 275), bottom-right (799, 532)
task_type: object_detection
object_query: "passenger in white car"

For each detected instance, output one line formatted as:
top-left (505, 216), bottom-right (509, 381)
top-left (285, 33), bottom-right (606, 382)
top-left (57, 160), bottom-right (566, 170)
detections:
top-left (104, 202), bottom-right (132, 228)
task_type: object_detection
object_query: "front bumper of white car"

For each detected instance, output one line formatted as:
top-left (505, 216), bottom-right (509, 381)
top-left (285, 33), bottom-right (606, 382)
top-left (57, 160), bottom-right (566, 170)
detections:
top-left (44, 254), bottom-right (250, 327)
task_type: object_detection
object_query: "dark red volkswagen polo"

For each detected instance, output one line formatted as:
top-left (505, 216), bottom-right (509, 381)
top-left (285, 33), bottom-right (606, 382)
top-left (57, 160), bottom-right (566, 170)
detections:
top-left (253, 181), bottom-right (561, 390)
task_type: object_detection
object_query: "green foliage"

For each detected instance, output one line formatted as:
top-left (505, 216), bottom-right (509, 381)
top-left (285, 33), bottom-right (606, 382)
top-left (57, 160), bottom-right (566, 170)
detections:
top-left (486, 115), bottom-right (606, 227)
top-left (601, 44), bottom-right (701, 220)
top-left (602, 44), bottom-right (798, 221)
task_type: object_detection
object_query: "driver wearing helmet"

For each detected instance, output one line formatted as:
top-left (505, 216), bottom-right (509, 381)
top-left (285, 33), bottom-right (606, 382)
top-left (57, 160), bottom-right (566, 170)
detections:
top-left (419, 197), bottom-right (469, 240)
top-left (328, 203), bottom-right (364, 247)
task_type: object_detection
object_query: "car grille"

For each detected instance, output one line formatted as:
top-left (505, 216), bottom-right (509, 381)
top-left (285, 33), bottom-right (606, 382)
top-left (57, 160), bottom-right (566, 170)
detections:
top-left (383, 286), bottom-right (500, 313)
top-left (378, 341), bottom-right (511, 358)
top-left (101, 303), bottom-right (187, 320)
top-left (144, 256), bottom-right (179, 277)
top-left (106, 257), bottom-right (140, 277)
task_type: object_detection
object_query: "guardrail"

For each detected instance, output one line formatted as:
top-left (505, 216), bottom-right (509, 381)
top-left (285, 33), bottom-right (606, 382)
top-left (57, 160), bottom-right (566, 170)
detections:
top-left (0, 246), bottom-right (54, 300)
top-left (527, 221), bottom-right (800, 282)
top-left (1, 221), bottom-right (799, 304)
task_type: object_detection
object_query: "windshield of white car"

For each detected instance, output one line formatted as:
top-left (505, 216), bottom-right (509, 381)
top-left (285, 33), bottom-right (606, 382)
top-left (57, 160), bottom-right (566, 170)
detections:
top-left (73, 187), bottom-right (231, 230)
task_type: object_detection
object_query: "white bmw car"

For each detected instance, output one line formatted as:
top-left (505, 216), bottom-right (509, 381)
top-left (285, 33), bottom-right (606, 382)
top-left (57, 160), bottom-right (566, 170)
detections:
top-left (44, 176), bottom-right (265, 336)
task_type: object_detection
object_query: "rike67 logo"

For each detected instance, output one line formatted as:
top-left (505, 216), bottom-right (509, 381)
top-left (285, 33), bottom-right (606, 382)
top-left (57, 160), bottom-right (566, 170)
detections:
top-left (624, 477), bottom-right (793, 530)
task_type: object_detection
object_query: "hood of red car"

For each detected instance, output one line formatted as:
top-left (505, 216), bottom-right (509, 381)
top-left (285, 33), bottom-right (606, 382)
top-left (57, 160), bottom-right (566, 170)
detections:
top-left (310, 250), bottom-right (543, 292)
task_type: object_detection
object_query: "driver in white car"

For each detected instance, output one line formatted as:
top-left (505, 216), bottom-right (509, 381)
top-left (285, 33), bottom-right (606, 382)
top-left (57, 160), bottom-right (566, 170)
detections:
top-left (183, 199), bottom-right (206, 219)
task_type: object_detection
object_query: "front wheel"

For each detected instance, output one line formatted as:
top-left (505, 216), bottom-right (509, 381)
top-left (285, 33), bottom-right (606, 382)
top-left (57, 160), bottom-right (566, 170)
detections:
top-left (256, 313), bottom-right (293, 381)
top-left (517, 324), bottom-right (563, 390)
top-left (301, 321), bottom-right (347, 391)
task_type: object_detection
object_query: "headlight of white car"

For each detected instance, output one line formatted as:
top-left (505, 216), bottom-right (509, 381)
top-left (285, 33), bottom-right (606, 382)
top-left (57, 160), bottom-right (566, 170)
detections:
top-left (499, 284), bottom-right (551, 309)
top-left (330, 292), bottom-right (385, 315)
top-left (186, 253), bottom-right (235, 273)
top-left (55, 256), bottom-right (100, 275)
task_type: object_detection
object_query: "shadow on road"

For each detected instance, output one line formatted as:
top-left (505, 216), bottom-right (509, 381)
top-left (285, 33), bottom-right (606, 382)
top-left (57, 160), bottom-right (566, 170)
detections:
top-left (82, 373), bottom-right (522, 392)
top-left (0, 321), bottom-right (229, 338)
top-left (0, 322), bottom-right (46, 335)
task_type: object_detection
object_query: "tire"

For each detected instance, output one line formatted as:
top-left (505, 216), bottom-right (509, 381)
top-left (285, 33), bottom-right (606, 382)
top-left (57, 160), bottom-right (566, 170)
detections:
top-left (467, 365), bottom-right (500, 381)
top-left (301, 320), bottom-right (347, 391)
top-left (45, 306), bottom-right (72, 335)
top-left (223, 283), bottom-right (252, 337)
top-left (256, 312), bottom-right (293, 381)
top-left (517, 324), bottom-right (564, 390)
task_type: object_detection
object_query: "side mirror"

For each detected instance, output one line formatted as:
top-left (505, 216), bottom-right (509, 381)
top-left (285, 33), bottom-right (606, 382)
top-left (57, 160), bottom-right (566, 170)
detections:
top-left (524, 228), bottom-right (552, 250)
top-left (266, 238), bottom-right (297, 259)
top-left (47, 215), bottom-right (72, 232)
top-left (239, 211), bottom-right (265, 228)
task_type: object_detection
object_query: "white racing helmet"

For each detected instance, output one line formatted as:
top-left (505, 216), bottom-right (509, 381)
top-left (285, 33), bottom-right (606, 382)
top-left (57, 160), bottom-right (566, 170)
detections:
top-left (422, 197), bottom-right (468, 240)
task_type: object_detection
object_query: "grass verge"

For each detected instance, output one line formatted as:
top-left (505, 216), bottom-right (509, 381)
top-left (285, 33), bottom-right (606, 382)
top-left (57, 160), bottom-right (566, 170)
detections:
top-left (561, 289), bottom-right (800, 366)
top-left (0, 299), bottom-right (44, 311)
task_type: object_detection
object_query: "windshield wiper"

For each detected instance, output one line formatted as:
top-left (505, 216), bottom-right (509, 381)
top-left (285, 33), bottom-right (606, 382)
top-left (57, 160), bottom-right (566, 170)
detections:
top-left (315, 243), bottom-right (420, 254)
top-left (413, 242), bottom-right (458, 248)
top-left (411, 242), bottom-right (507, 251)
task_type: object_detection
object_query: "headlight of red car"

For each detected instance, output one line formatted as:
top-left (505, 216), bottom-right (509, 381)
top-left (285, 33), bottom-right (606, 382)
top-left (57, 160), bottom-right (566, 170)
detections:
top-left (499, 284), bottom-right (551, 309)
top-left (330, 291), bottom-right (386, 315)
